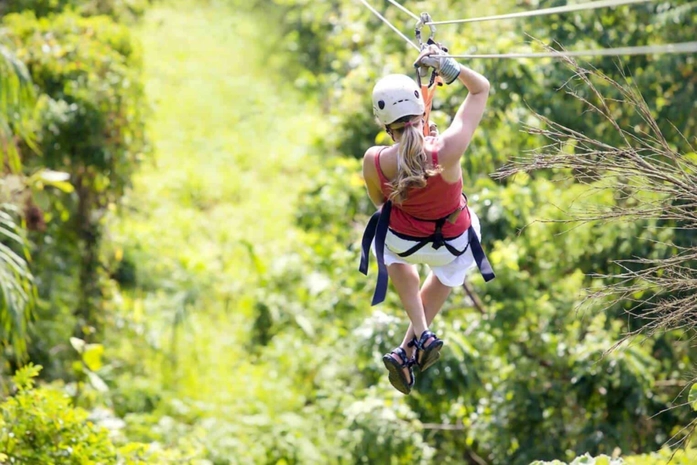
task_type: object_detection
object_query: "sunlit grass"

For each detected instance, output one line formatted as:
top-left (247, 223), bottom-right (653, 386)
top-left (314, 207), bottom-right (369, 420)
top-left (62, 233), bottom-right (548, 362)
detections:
top-left (108, 0), bottom-right (327, 404)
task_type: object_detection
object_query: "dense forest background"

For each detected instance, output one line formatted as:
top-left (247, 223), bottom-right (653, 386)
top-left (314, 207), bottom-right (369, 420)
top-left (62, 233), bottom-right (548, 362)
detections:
top-left (0, 0), bottom-right (696, 463)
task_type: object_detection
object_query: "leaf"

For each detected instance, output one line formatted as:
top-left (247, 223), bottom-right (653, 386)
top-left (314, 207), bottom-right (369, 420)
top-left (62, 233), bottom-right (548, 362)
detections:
top-left (32, 169), bottom-right (74, 193)
top-left (70, 337), bottom-right (86, 354)
top-left (37, 169), bottom-right (70, 183)
top-left (689, 383), bottom-right (697, 411)
top-left (83, 343), bottom-right (104, 371)
top-left (11, 363), bottom-right (42, 391)
top-left (46, 181), bottom-right (74, 193)
top-left (294, 314), bottom-right (315, 338)
top-left (86, 369), bottom-right (109, 393)
top-left (33, 190), bottom-right (51, 210)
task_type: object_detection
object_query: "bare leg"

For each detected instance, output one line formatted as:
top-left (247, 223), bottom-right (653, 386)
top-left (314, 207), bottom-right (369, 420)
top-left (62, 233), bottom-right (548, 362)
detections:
top-left (387, 263), bottom-right (429, 337)
top-left (400, 271), bottom-right (452, 359)
top-left (385, 263), bottom-right (428, 381)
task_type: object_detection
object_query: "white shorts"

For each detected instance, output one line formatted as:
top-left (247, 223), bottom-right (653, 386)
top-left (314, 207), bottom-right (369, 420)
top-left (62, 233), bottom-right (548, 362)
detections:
top-left (371, 207), bottom-right (482, 287)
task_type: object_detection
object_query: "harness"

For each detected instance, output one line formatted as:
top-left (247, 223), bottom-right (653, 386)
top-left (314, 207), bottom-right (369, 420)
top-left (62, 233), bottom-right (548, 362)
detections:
top-left (391, 201), bottom-right (469, 258)
top-left (359, 199), bottom-right (495, 306)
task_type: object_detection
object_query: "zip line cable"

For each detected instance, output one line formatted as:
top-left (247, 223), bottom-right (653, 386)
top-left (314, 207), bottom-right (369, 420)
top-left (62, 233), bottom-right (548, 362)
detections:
top-left (358, 0), bottom-right (697, 59)
top-left (358, 0), bottom-right (420, 50)
top-left (427, 0), bottom-right (652, 26)
top-left (442, 41), bottom-right (697, 59)
top-left (386, 0), bottom-right (420, 21)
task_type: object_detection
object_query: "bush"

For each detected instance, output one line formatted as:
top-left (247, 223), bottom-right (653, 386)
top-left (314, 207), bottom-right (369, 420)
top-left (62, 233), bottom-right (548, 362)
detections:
top-left (531, 449), bottom-right (697, 464)
top-left (2, 10), bottom-right (148, 360)
top-left (0, 364), bottom-right (194, 464)
top-left (0, 0), bottom-right (150, 22)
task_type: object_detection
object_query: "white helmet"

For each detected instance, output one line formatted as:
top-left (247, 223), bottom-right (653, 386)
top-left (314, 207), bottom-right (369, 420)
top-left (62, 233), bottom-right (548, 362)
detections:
top-left (372, 74), bottom-right (425, 125)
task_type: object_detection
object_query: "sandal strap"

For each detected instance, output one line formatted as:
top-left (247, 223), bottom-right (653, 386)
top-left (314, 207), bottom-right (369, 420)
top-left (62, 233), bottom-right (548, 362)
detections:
top-left (390, 347), bottom-right (410, 367)
top-left (416, 330), bottom-right (439, 350)
top-left (407, 336), bottom-right (418, 348)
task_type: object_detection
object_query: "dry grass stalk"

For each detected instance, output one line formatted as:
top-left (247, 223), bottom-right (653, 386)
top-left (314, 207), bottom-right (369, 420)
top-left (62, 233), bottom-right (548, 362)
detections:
top-left (493, 51), bottom-right (697, 345)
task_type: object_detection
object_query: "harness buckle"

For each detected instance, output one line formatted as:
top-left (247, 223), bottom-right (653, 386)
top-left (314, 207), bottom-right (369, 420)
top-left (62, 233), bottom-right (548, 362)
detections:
top-left (432, 218), bottom-right (446, 249)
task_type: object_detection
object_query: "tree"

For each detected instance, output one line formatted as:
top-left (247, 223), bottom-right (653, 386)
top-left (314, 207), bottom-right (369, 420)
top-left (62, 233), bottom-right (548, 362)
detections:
top-left (0, 38), bottom-right (37, 361)
top-left (0, 36), bottom-right (35, 170)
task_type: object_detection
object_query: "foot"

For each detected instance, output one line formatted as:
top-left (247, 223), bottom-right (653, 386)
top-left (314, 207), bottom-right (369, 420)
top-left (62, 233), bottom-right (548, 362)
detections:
top-left (409, 330), bottom-right (443, 372)
top-left (382, 347), bottom-right (415, 395)
top-left (391, 348), bottom-right (414, 382)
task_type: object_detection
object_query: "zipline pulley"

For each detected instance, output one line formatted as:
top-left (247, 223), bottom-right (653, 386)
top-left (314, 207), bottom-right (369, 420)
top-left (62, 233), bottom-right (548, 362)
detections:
top-left (414, 12), bottom-right (444, 137)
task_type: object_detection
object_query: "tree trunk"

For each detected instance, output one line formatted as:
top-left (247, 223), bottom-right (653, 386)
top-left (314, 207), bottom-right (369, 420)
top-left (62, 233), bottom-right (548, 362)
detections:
top-left (73, 171), bottom-right (102, 342)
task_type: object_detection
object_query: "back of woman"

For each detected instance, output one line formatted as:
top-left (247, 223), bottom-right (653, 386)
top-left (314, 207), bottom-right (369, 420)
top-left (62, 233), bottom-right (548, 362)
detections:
top-left (359, 44), bottom-right (496, 396)
top-left (373, 136), bottom-right (470, 237)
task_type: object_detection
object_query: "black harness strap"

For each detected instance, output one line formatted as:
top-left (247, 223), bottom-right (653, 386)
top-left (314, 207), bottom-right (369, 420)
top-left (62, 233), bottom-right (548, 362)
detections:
top-left (359, 200), bottom-right (496, 306)
top-left (395, 216), bottom-right (470, 258)
top-left (467, 226), bottom-right (495, 282)
top-left (359, 201), bottom-right (392, 306)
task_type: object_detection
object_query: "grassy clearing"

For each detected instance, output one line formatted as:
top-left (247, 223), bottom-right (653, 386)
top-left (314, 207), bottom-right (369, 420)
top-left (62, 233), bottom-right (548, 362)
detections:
top-left (108, 0), bottom-right (326, 401)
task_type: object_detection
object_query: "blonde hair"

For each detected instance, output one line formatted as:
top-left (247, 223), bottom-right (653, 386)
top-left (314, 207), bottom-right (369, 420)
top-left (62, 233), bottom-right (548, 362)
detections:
top-left (387, 116), bottom-right (442, 204)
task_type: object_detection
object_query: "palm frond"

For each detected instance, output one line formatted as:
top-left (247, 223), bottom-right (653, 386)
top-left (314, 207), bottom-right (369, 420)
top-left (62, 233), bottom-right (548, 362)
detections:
top-left (0, 37), bottom-right (37, 171)
top-left (0, 203), bottom-right (35, 358)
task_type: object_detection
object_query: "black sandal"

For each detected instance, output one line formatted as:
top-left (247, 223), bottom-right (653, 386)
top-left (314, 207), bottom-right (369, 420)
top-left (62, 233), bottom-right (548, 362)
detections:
top-left (382, 347), bottom-right (415, 395)
top-left (409, 330), bottom-right (443, 373)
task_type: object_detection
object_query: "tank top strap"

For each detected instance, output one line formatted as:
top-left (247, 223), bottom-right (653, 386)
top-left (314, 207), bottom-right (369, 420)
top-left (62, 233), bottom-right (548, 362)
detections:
top-left (430, 142), bottom-right (439, 166)
top-left (374, 146), bottom-right (390, 185)
top-left (424, 136), bottom-right (439, 166)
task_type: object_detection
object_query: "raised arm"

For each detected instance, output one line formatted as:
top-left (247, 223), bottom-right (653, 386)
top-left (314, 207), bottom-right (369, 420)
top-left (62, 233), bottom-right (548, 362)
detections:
top-left (415, 46), bottom-right (490, 167)
top-left (439, 65), bottom-right (489, 166)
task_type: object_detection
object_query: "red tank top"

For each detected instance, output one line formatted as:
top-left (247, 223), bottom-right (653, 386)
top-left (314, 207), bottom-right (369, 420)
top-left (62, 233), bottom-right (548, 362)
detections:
top-left (375, 138), bottom-right (471, 238)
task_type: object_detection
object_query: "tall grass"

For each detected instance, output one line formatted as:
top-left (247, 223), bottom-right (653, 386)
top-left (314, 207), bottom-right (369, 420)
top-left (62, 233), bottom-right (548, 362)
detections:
top-left (107, 0), bottom-right (327, 402)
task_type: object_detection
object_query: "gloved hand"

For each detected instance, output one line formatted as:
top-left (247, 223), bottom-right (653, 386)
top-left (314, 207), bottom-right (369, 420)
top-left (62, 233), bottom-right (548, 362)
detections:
top-left (413, 44), bottom-right (461, 85)
top-left (416, 61), bottom-right (430, 80)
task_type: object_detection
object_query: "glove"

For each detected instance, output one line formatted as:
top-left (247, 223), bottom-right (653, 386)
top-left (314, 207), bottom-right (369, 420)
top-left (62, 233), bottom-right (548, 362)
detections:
top-left (416, 62), bottom-right (430, 80)
top-left (413, 44), bottom-right (461, 85)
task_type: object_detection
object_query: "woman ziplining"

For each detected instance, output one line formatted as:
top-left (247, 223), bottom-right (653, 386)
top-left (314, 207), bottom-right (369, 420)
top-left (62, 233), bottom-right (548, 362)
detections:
top-left (359, 43), bottom-right (495, 395)
top-left (355, 0), bottom-right (697, 397)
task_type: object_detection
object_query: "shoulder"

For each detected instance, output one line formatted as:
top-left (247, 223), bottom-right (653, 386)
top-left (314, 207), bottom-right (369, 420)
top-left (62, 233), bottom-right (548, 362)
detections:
top-left (363, 145), bottom-right (379, 161)
top-left (362, 146), bottom-right (383, 171)
top-left (362, 146), bottom-right (383, 180)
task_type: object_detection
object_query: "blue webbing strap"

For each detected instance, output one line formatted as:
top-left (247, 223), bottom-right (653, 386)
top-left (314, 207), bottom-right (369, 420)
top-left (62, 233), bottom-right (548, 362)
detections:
top-left (467, 225), bottom-right (495, 282)
top-left (358, 201), bottom-right (392, 306)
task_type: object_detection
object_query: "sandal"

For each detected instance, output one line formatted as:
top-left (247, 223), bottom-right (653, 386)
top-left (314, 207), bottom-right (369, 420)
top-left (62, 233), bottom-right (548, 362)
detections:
top-left (409, 330), bottom-right (443, 373)
top-left (382, 347), bottom-right (415, 395)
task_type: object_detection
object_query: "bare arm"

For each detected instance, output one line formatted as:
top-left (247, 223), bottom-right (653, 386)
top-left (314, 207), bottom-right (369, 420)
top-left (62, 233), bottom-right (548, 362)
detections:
top-left (438, 64), bottom-right (490, 167)
top-left (362, 148), bottom-right (386, 209)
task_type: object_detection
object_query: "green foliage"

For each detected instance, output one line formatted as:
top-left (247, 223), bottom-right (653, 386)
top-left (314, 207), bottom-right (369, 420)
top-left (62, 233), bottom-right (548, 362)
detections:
top-left (0, 205), bottom-right (36, 359)
top-left (0, 0), bottom-right (150, 22)
top-left (0, 364), bottom-right (193, 463)
top-left (1, 364), bottom-right (118, 463)
top-left (1, 0), bottom-right (694, 464)
top-left (531, 454), bottom-right (623, 465)
top-left (624, 448), bottom-right (697, 464)
top-left (3, 11), bottom-right (147, 187)
top-left (92, 0), bottom-right (697, 463)
top-left (532, 448), bottom-right (697, 464)
top-left (1, 8), bottom-right (148, 350)
top-left (0, 38), bottom-right (36, 172)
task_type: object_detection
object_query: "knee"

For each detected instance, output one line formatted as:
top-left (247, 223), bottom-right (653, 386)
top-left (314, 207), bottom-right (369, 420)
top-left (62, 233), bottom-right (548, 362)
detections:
top-left (390, 265), bottom-right (420, 288)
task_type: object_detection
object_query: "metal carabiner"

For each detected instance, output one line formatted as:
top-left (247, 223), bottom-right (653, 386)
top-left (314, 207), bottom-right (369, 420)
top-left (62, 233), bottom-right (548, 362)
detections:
top-left (414, 12), bottom-right (436, 50)
top-left (414, 12), bottom-right (440, 89)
